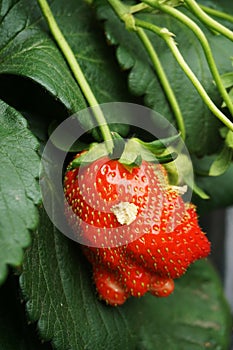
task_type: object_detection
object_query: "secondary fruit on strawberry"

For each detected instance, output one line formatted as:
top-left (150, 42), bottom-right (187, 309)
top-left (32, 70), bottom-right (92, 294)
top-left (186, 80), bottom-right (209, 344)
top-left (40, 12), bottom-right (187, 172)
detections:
top-left (93, 267), bottom-right (129, 306)
top-left (64, 153), bottom-right (211, 306)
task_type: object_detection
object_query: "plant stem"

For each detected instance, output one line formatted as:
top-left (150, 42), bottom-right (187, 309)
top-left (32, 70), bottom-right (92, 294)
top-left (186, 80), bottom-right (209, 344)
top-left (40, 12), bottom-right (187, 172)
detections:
top-left (107, 0), bottom-right (129, 19)
top-left (37, 0), bottom-right (114, 152)
top-left (130, 3), bottom-right (150, 14)
top-left (135, 18), bottom-right (233, 132)
top-left (184, 0), bottom-right (233, 41)
top-left (107, 0), bottom-right (185, 138)
top-left (199, 4), bottom-right (233, 24)
top-left (142, 0), bottom-right (233, 115)
top-left (136, 28), bottom-right (186, 139)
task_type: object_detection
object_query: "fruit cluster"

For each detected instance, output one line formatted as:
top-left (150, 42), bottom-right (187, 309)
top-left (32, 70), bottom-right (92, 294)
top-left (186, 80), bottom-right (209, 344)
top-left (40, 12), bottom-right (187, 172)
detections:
top-left (64, 154), bottom-right (210, 306)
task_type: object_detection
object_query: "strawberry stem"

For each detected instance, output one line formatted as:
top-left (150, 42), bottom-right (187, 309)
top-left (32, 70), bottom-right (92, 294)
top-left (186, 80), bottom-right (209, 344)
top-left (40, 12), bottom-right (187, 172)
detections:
top-left (36, 0), bottom-right (114, 153)
top-left (129, 3), bottom-right (150, 14)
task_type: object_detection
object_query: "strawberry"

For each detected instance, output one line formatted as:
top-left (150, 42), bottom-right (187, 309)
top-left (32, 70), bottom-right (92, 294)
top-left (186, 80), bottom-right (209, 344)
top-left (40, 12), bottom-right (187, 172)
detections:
top-left (64, 153), bottom-right (211, 306)
top-left (64, 154), bottom-right (168, 247)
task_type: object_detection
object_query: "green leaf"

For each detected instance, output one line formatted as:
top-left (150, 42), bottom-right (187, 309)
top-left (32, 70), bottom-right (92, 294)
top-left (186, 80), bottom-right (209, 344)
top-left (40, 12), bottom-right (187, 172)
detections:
top-left (221, 72), bottom-right (233, 89)
top-left (0, 0), bottom-right (86, 114)
top-left (0, 0), bottom-right (131, 127)
top-left (209, 146), bottom-right (233, 176)
top-left (132, 132), bottom-right (181, 154)
top-left (192, 182), bottom-right (210, 200)
top-left (226, 130), bottom-right (233, 148)
top-left (20, 208), bottom-right (139, 350)
top-left (207, 129), bottom-right (233, 177)
top-left (0, 100), bottom-right (41, 285)
top-left (138, 260), bottom-right (232, 350)
top-left (20, 207), bottom-right (232, 349)
top-left (0, 275), bottom-right (52, 350)
top-left (95, 0), bottom-right (233, 156)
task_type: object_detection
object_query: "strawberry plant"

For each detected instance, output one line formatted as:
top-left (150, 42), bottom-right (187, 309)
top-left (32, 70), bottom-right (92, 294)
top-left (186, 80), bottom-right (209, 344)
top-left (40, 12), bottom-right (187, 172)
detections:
top-left (0, 0), bottom-right (233, 349)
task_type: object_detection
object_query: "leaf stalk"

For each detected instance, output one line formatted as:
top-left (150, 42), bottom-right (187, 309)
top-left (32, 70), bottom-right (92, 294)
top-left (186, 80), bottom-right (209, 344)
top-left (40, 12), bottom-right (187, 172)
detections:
top-left (135, 18), bottom-right (233, 132)
top-left (37, 0), bottom-right (114, 153)
top-left (107, 0), bottom-right (185, 138)
top-left (136, 28), bottom-right (186, 139)
top-left (184, 0), bottom-right (233, 41)
top-left (199, 5), bottom-right (233, 24)
top-left (142, 0), bottom-right (233, 115)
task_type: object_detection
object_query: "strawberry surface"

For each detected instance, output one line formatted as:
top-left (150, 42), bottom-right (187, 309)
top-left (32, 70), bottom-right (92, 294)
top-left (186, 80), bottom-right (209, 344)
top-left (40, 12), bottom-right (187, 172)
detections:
top-left (64, 155), bottom-right (168, 247)
top-left (64, 154), bottom-right (211, 306)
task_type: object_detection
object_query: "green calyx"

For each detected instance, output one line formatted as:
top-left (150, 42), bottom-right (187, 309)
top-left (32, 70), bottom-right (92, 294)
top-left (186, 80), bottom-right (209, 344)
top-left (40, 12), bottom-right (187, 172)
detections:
top-left (69, 132), bottom-right (179, 169)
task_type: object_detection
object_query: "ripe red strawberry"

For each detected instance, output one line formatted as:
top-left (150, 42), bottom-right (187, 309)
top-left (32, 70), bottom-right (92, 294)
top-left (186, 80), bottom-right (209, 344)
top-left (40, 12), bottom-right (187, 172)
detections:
top-left (64, 154), bottom-right (168, 247)
top-left (64, 154), bottom-right (211, 306)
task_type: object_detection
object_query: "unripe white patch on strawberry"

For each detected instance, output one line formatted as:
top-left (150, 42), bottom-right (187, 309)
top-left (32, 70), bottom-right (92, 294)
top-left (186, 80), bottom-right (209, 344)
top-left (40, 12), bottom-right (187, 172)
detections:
top-left (111, 202), bottom-right (138, 225)
top-left (171, 185), bottom-right (188, 195)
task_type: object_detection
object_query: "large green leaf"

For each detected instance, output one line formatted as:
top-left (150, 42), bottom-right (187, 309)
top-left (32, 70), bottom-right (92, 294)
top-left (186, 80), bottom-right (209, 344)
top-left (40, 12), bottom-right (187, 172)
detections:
top-left (0, 99), bottom-right (40, 284)
top-left (20, 208), bottom-right (138, 350)
top-left (0, 0), bottom-right (85, 113)
top-left (20, 207), bottom-right (232, 350)
top-left (0, 0), bottom-right (131, 123)
top-left (0, 275), bottom-right (52, 350)
top-left (95, 0), bottom-right (233, 156)
top-left (138, 261), bottom-right (232, 350)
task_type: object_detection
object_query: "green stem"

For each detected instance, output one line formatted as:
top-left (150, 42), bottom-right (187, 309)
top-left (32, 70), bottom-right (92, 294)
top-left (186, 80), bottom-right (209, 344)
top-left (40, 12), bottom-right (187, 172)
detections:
top-left (107, 0), bottom-right (185, 138)
top-left (184, 0), bottom-right (233, 41)
top-left (142, 0), bottom-right (233, 115)
top-left (136, 28), bottom-right (186, 139)
top-left (200, 4), bottom-right (233, 24)
top-left (107, 0), bottom-right (129, 19)
top-left (130, 3), bottom-right (150, 14)
top-left (135, 18), bottom-right (233, 132)
top-left (37, 0), bottom-right (114, 152)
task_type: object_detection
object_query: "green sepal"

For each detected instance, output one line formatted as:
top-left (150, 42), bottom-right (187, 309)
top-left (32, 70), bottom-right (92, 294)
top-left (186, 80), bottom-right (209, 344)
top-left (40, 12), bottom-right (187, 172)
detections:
top-left (131, 132), bottom-right (180, 155)
top-left (119, 153), bottom-right (143, 168)
top-left (110, 131), bottom-right (126, 159)
top-left (156, 152), bottom-right (178, 164)
top-left (69, 134), bottom-right (178, 169)
top-left (70, 142), bottom-right (109, 168)
top-left (118, 138), bottom-right (177, 167)
top-left (164, 152), bottom-right (210, 199)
